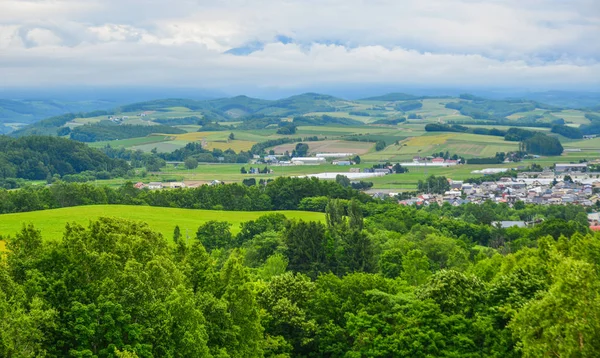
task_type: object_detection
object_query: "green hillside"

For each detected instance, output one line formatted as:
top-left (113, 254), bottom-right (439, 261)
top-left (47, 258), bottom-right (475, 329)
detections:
top-left (0, 205), bottom-right (325, 242)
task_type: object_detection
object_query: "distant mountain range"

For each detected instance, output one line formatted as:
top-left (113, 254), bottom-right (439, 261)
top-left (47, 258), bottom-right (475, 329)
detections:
top-left (2, 90), bottom-right (599, 136)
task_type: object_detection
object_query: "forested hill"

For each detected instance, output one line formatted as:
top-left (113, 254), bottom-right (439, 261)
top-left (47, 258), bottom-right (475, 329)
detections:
top-left (0, 136), bottom-right (129, 181)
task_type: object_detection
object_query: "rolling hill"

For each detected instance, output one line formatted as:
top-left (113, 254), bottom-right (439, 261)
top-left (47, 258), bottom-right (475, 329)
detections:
top-left (0, 205), bottom-right (325, 243)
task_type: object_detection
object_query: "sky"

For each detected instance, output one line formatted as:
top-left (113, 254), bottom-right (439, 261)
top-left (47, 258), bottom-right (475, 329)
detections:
top-left (0, 0), bottom-right (599, 95)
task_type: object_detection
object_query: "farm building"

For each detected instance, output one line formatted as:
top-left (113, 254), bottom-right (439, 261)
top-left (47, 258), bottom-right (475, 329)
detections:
top-left (148, 182), bottom-right (163, 190)
top-left (333, 160), bottom-right (352, 165)
top-left (298, 172), bottom-right (387, 180)
top-left (291, 157), bottom-right (326, 165)
top-left (316, 153), bottom-right (355, 158)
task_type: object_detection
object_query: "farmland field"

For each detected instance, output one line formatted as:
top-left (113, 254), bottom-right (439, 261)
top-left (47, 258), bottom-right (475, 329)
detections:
top-left (203, 140), bottom-right (256, 151)
top-left (272, 140), bottom-right (374, 155)
top-left (0, 205), bottom-right (325, 243)
top-left (562, 137), bottom-right (600, 150)
top-left (130, 141), bottom-right (188, 153)
top-left (88, 135), bottom-right (172, 149)
top-left (559, 110), bottom-right (590, 125)
top-left (361, 132), bottom-right (519, 161)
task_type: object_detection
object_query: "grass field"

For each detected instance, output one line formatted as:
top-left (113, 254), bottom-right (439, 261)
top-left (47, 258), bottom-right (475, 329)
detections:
top-left (0, 205), bottom-right (325, 244)
top-left (563, 137), bottom-right (600, 150)
top-left (367, 163), bottom-right (516, 189)
top-left (560, 110), bottom-right (590, 125)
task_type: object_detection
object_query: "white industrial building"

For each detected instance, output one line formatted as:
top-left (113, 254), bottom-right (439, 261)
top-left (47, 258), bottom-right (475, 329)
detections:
top-left (291, 157), bottom-right (327, 165)
top-left (297, 172), bottom-right (387, 179)
top-left (399, 162), bottom-right (458, 167)
top-left (316, 153), bottom-right (355, 158)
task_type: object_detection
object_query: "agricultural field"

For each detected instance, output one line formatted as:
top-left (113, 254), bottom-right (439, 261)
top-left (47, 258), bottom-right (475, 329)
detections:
top-left (367, 163), bottom-right (516, 189)
top-left (0, 205), bottom-right (325, 244)
top-left (272, 140), bottom-right (374, 155)
top-left (563, 137), bottom-right (600, 150)
top-left (88, 135), bottom-right (173, 149)
top-left (130, 141), bottom-right (189, 153)
top-left (559, 109), bottom-right (590, 125)
top-left (362, 133), bottom-right (519, 161)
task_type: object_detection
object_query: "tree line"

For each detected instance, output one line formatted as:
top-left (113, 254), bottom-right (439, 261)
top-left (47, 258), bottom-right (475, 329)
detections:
top-left (0, 177), bottom-right (370, 214)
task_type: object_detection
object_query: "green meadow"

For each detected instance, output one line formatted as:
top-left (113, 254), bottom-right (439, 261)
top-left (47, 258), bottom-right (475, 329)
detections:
top-left (0, 205), bottom-right (325, 243)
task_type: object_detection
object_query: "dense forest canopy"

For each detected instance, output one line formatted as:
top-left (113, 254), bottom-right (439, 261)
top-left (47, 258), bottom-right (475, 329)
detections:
top-left (0, 193), bottom-right (598, 357)
top-left (0, 136), bottom-right (129, 181)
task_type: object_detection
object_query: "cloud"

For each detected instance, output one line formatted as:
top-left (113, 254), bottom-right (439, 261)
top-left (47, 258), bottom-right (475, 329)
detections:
top-left (0, 0), bottom-right (598, 90)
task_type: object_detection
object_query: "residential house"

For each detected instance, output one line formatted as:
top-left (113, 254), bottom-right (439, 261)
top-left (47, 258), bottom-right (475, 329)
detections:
top-left (148, 182), bottom-right (163, 190)
top-left (555, 163), bottom-right (588, 173)
top-left (450, 181), bottom-right (463, 190)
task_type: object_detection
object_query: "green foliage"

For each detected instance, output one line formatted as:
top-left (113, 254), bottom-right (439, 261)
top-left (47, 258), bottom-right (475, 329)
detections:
top-left (1, 198), bottom-right (600, 357)
top-left (184, 157), bottom-right (198, 169)
top-left (551, 124), bottom-right (583, 139)
top-left (284, 220), bottom-right (329, 278)
top-left (276, 122), bottom-right (297, 135)
top-left (522, 133), bottom-right (564, 156)
top-left (0, 177), bottom-right (368, 215)
top-left (196, 220), bottom-right (233, 251)
top-left (511, 258), bottom-right (600, 357)
top-left (505, 127), bottom-right (536, 141)
top-left (425, 123), bottom-right (468, 132)
top-left (371, 117), bottom-right (406, 125)
top-left (292, 115), bottom-right (363, 126)
top-left (446, 98), bottom-right (539, 119)
top-left (375, 140), bottom-right (386, 151)
top-left (417, 175), bottom-right (450, 194)
top-left (394, 100), bottom-right (423, 112)
top-left (0, 135), bottom-right (129, 180)
top-left (292, 143), bottom-right (309, 157)
top-left (418, 270), bottom-right (484, 316)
